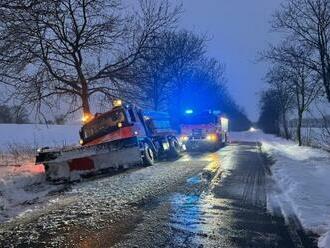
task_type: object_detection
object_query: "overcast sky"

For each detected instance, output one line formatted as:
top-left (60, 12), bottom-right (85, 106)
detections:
top-left (177, 0), bottom-right (283, 121)
top-left (1, 1), bottom-right (284, 122)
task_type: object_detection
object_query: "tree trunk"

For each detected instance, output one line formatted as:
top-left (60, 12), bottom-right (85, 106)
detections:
top-left (297, 111), bottom-right (303, 146)
top-left (319, 49), bottom-right (330, 102)
top-left (81, 79), bottom-right (91, 116)
top-left (325, 71), bottom-right (330, 102)
top-left (282, 112), bottom-right (290, 139)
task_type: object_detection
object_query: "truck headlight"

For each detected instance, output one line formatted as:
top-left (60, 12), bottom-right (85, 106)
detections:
top-left (162, 142), bottom-right (170, 150)
top-left (206, 134), bottom-right (218, 142)
top-left (180, 136), bottom-right (189, 142)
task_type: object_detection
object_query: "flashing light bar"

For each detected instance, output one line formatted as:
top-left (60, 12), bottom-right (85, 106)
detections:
top-left (185, 109), bottom-right (194, 114)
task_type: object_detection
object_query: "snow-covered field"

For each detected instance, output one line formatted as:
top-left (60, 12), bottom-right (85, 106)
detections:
top-left (231, 131), bottom-right (330, 248)
top-left (0, 124), bottom-right (80, 167)
top-left (0, 124), bottom-right (80, 151)
top-left (287, 127), bottom-right (330, 151)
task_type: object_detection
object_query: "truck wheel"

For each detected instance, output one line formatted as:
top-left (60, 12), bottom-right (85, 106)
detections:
top-left (143, 142), bottom-right (155, 166)
top-left (211, 143), bottom-right (220, 152)
top-left (168, 137), bottom-right (181, 158)
top-left (224, 132), bottom-right (228, 144)
top-left (44, 164), bottom-right (52, 181)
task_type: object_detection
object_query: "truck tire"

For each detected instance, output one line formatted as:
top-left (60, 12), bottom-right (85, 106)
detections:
top-left (143, 142), bottom-right (155, 166)
top-left (224, 132), bottom-right (228, 144)
top-left (168, 137), bottom-right (181, 158)
top-left (44, 164), bottom-right (52, 181)
top-left (211, 143), bottom-right (220, 152)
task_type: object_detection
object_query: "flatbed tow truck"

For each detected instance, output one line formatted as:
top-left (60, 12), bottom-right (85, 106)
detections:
top-left (179, 110), bottom-right (229, 152)
top-left (36, 100), bottom-right (182, 182)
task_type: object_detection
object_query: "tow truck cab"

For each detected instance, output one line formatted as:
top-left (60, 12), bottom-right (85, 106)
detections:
top-left (179, 111), bottom-right (229, 151)
top-left (79, 103), bottom-right (181, 164)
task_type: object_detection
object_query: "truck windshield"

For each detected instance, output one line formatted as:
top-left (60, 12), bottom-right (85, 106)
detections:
top-left (82, 109), bottom-right (126, 140)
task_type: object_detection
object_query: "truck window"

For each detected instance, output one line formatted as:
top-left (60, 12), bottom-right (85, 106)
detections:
top-left (82, 109), bottom-right (126, 140)
top-left (128, 108), bottom-right (136, 122)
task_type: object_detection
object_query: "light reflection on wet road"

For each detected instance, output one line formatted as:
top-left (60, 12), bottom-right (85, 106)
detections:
top-left (0, 142), bottom-right (318, 248)
top-left (112, 142), bottom-right (318, 248)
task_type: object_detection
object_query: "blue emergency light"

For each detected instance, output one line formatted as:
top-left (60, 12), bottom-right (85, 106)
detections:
top-left (185, 109), bottom-right (194, 114)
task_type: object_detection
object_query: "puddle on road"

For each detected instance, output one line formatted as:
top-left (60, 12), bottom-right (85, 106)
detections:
top-left (164, 172), bottom-right (216, 246)
top-left (170, 193), bottom-right (202, 229)
top-left (165, 190), bottom-right (232, 247)
top-left (186, 175), bottom-right (202, 185)
top-left (167, 192), bottom-right (206, 247)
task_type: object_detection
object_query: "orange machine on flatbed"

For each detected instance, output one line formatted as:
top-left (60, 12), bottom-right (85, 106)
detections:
top-left (36, 101), bottom-right (181, 182)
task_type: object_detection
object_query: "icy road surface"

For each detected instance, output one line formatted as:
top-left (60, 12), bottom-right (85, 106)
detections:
top-left (0, 142), bottom-right (317, 247)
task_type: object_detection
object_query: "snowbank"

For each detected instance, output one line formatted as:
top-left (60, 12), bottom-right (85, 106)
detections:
top-left (231, 131), bottom-right (330, 248)
top-left (0, 163), bottom-right (62, 222)
top-left (287, 127), bottom-right (330, 151)
top-left (0, 124), bottom-right (80, 151)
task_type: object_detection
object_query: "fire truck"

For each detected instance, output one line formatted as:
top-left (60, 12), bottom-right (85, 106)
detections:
top-left (36, 100), bottom-right (181, 182)
top-left (179, 110), bottom-right (229, 151)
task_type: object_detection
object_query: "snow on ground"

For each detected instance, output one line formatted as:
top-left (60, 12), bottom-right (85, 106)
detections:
top-left (0, 163), bottom-right (63, 223)
top-left (0, 158), bottom-right (212, 247)
top-left (287, 127), bottom-right (330, 151)
top-left (231, 130), bottom-right (330, 248)
top-left (1, 124), bottom-right (329, 246)
top-left (0, 124), bottom-right (80, 222)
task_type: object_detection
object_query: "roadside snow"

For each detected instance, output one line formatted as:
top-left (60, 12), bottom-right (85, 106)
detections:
top-left (0, 164), bottom-right (62, 223)
top-left (288, 127), bottom-right (330, 151)
top-left (0, 124), bottom-right (80, 222)
top-left (231, 131), bottom-right (330, 248)
top-left (0, 158), bottom-right (212, 246)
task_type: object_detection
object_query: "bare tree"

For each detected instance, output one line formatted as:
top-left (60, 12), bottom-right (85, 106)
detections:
top-left (0, 0), bottom-right (40, 10)
top-left (265, 44), bottom-right (321, 145)
top-left (138, 30), bottom-right (206, 111)
top-left (0, 0), bottom-right (180, 120)
top-left (188, 58), bottom-right (227, 110)
top-left (258, 89), bottom-right (282, 135)
top-left (0, 105), bottom-right (29, 123)
top-left (164, 31), bottom-right (206, 113)
top-left (265, 65), bottom-right (294, 139)
top-left (273, 0), bottom-right (330, 102)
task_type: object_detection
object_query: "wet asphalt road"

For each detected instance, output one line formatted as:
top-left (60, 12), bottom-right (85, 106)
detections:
top-left (0, 142), bottom-right (318, 248)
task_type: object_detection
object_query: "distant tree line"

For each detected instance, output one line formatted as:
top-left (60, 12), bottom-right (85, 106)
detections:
top-left (0, 105), bottom-right (29, 124)
top-left (259, 0), bottom-right (330, 146)
top-left (0, 0), bottom-right (250, 130)
top-left (0, 105), bottom-right (67, 124)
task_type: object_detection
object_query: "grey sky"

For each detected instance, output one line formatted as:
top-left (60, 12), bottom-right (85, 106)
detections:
top-left (178, 0), bottom-right (283, 121)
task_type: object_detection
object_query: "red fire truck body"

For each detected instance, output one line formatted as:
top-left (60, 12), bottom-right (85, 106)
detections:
top-left (180, 111), bottom-right (229, 151)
